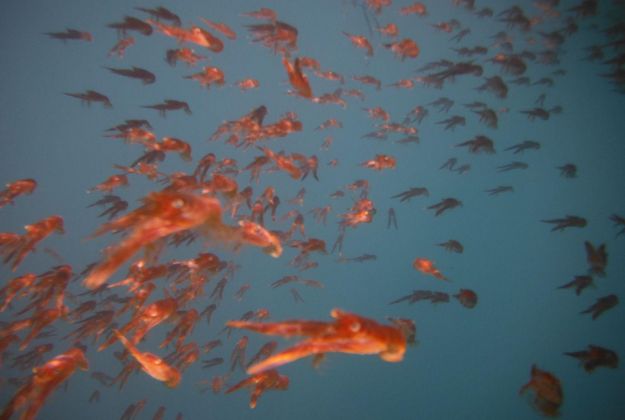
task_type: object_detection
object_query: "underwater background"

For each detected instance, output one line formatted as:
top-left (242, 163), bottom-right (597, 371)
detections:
top-left (1, 0), bottom-right (625, 418)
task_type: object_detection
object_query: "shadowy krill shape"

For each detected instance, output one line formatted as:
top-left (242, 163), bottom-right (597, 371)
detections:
top-left (142, 99), bottom-right (191, 117)
top-left (580, 294), bottom-right (618, 320)
top-left (519, 365), bottom-right (563, 417)
top-left (412, 258), bottom-right (447, 280)
top-left (497, 161), bottom-right (528, 172)
top-left (114, 330), bottom-right (181, 387)
top-left (45, 28), bottom-right (93, 42)
top-left (108, 36), bottom-right (135, 57)
top-left (584, 241), bottom-right (607, 276)
top-left (567, 0), bottom-right (598, 17)
top-left (387, 208), bottom-right (398, 229)
top-left (0, 348), bottom-right (88, 420)
top-left (104, 66), bottom-right (156, 84)
top-left (485, 186), bottom-right (513, 196)
top-left (353, 75), bottom-right (382, 90)
top-left (558, 163), bottom-right (577, 178)
top-left (505, 140), bottom-right (540, 154)
top-left (225, 369), bottom-right (289, 409)
top-left (166, 48), bottom-right (206, 66)
top-left (0, 179), bottom-right (37, 208)
top-left (227, 309), bottom-right (406, 374)
top-left (391, 187), bottom-right (429, 202)
top-left (557, 275), bottom-right (593, 295)
top-left (488, 53), bottom-right (526, 75)
top-left (455, 135), bottom-right (495, 154)
top-left (136, 6), bottom-right (181, 26)
top-left (476, 76), bottom-right (508, 98)
top-left (565, 345), bottom-right (618, 372)
top-left (541, 215), bottom-right (587, 232)
top-left (246, 21), bottom-right (298, 53)
top-left (437, 240), bottom-right (463, 253)
top-left (427, 198), bottom-right (462, 216)
top-left (108, 16), bottom-right (153, 36)
top-left (282, 55), bottom-right (312, 98)
top-left (65, 90), bottom-right (112, 108)
top-left (0, 215), bottom-right (64, 271)
top-left (610, 214), bottom-right (625, 237)
top-left (454, 289), bottom-right (477, 308)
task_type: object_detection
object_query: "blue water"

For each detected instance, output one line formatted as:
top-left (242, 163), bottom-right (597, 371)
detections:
top-left (1, 0), bottom-right (624, 419)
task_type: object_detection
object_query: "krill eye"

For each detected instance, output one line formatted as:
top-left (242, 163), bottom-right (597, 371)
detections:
top-left (172, 199), bottom-right (185, 209)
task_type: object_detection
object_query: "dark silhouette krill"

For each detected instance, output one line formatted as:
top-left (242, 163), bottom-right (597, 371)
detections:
top-left (64, 90), bottom-right (112, 108)
top-left (437, 240), bottom-right (463, 253)
top-left (391, 187), bottom-right (429, 202)
top-left (564, 345), bottom-right (618, 372)
top-left (488, 53), bottom-right (527, 75)
top-left (557, 275), bottom-right (594, 295)
top-left (505, 140), bottom-right (540, 154)
top-left (497, 161), bottom-right (528, 172)
top-left (557, 163), bottom-right (577, 178)
top-left (107, 16), bottom-right (153, 36)
top-left (135, 6), bottom-right (181, 26)
top-left (473, 107), bottom-right (498, 128)
top-left (45, 28), bottom-right (93, 42)
top-left (104, 66), bottom-right (156, 84)
top-left (610, 214), bottom-right (625, 237)
top-left (439, 158), bottom-right (457, 171)
top-left (542, 215), bottom-right (587, 231)
top-left (427, 198), bottom-right (462, 216)
top-left (585, 241), bottom-right (607, 277)
top-left (142, 100), bottom-right (191, 117)
top-left (476, 76), bottom-right (508, 98)
top-left (580, 295), bottom-right (618, 320)
top-left (485, 186), bottom-right (513, 196)
top-left (437, 115), bottom-right (465, 130)
top-left (456, 135), bottom-right (495, 154)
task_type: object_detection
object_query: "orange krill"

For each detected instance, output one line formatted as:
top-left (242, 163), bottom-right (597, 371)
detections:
top-left (0, 178), bottom-right (37, 208)
top-left (378, 23), bottom-right (399, 37)
top-left (384, 38), bottom-right (420, 60)
top-left (0, 215), bottom-right (64, 271)
top-left (114, 330), bottom-right (181, 388)
top-left (227, 309), bottom-right (407, 374)
top-left (400, 2), bottom-right (428, 16)
top-left (342, 32), bottom-right (374, 57)
top-left (225, 369), bottom-right (289, 409)
top-left (201, 18), bottom-right (237, 40)
top-left (235, 78), bottom-right (260, 91)
top-left (1, 348), bottom-right (88, 420)
top-left (412, 258), bottom-right (447, 281)
top-left (88, 174), bottom-right (129, 193)
top-left (83, 192), bottom-right (225, 289)
top-left (282, 55), bottom-right (313, 98)
top-left (360, 154), bottom-right (397, 170)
